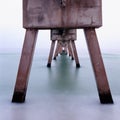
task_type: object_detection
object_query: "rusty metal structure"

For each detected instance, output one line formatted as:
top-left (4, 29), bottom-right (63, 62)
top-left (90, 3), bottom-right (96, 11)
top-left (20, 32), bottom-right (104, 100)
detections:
top-left (12, 0), bottom-right (113, 103)
top-left (47, 29), bottom-right (80, 68)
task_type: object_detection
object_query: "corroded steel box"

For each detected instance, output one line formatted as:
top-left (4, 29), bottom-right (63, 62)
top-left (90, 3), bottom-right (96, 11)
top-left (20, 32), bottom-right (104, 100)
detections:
top-left (51, 29), bottom-right (76, 41)
top-left (23, 0), bottom-right (102, 29)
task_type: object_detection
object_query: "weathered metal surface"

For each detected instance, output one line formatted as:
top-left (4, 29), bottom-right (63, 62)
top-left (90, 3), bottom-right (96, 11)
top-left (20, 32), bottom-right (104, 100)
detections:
top-left (12, 29), bottom-right (38, 103)
top-left (23, 0), bottom-right (102, 29)
top-left (47, 41), bottom-right (56, 67)
top-left (53, 41), bottom-right (62, 59)
top-left (68, 42), bottom-right (74, 60)
top-left (84, 28), bottom-right (113, 103)
top-left (47, 29), bottom-right (80, 67)
top-left (12, 0), bottom-right (113, 104)
top-left (71, 41), bottom-right (80, 68)
top-left (51, 29), bottom-right (76, 41)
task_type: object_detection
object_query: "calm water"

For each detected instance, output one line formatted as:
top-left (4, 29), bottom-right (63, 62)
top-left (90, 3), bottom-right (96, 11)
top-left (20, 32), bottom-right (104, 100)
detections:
top-left (0, 51), bottom-right (120, 120)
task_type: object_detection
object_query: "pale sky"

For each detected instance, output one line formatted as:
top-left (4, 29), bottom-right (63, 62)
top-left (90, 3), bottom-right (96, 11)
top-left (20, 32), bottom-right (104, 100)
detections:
top-left (0, 0), bottom-right (120, 53)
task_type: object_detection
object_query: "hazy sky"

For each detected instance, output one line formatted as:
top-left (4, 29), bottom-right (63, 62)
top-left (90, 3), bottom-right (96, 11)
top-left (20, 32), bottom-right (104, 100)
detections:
top-left (0, 0), bottom-right (120, 53)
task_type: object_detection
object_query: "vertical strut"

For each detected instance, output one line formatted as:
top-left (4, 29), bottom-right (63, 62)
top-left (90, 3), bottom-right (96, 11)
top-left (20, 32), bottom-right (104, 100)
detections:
top-left (12, 29), bottom-right (38, 103)
top-left (84, 28), bottom-right (113, 104)
top-left (47, 40), bottom-right (56, 67)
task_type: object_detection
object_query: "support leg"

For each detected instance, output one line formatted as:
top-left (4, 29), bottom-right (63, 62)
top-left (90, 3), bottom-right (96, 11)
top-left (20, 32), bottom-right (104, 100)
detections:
top-left (71, 41), bottom-right (80, 68)
top-left (53, 41), bottom-right (62, 59)
top-left (68, 41), bottom-right (74, 60)
top-left (84, 28), bottom-right (113, 104)
top-left (53, 41), bottom-right (59, 60)
top-left (47, 40), bottom-right (56, 67)
top-left (12, 29), bottom-right (38, 103)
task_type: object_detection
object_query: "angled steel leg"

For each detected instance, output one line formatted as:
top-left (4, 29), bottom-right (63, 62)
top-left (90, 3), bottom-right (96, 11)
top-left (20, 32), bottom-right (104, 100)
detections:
top-left (53, 41), bottom-right (60, 60)
top-left (12, 29), bottom-right (38, 103)
top-left (84, 28), bottom-right (113, 104)
top-left (47, 40), bottom-right (56, 67)
top-left (68, 41), bottom-right (74, 60)
top-left (71, 41), bottom-right (80, 68)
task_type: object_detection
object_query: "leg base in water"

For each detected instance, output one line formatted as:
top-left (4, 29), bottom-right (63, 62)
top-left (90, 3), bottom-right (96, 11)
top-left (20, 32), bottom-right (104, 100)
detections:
top-left (12, 91), bottom-right (26, 103)
top-left (99, 92), bottom-right (113, 104)
top-left (47, 63), bottom-right (51, 68)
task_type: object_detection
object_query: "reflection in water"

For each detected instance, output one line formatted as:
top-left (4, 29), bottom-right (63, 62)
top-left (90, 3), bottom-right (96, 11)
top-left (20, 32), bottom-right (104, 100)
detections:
top-left (11, 105), bottom-right (28, 120)
top-left (0, 53), bottom-right (120, 120)
top-left (47, 54), bottom-right (79, 94)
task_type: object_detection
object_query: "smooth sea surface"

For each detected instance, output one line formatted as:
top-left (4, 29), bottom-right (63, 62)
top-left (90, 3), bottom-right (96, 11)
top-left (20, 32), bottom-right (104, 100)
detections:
top-left (0, 50), bottom-right (120, 120)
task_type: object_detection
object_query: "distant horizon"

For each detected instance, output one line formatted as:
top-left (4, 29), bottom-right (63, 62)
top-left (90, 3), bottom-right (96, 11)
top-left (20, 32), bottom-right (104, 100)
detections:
top-left (0, 47), bottom-right (120, 56)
